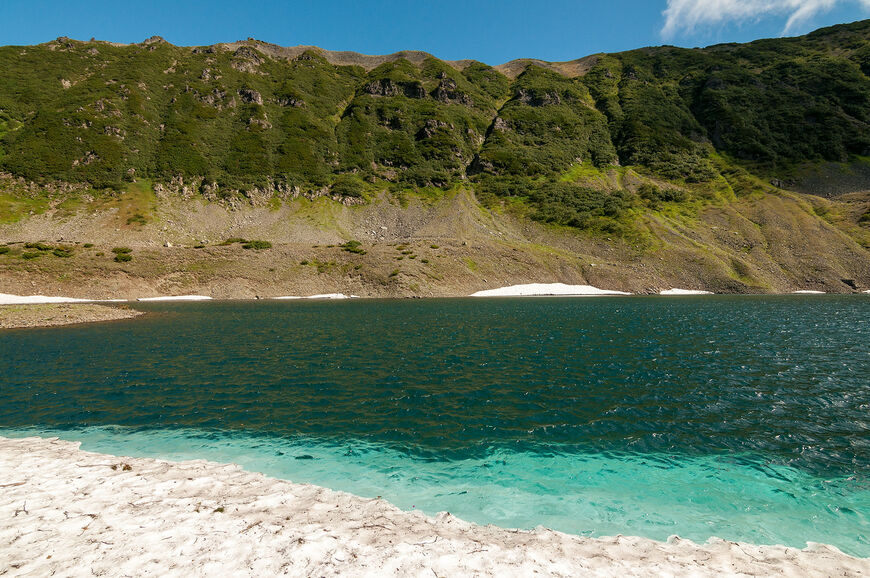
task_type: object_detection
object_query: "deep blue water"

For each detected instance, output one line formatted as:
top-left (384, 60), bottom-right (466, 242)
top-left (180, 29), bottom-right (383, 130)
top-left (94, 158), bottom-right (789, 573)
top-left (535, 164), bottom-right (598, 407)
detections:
top-left (1, 296), bottom-right (868, 556)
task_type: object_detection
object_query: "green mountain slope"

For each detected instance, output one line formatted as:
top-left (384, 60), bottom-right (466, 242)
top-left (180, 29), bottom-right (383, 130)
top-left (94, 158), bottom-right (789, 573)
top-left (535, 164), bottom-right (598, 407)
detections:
top-left (2, 22), bottom-right (869, 196)
top-left (1, 23), bottom-right (870, 296)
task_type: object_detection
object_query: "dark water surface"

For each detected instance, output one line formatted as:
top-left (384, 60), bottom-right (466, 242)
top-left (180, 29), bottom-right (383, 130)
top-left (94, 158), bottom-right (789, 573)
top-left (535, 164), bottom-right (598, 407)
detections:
top-left (1, 296), bottom-right (868, 554)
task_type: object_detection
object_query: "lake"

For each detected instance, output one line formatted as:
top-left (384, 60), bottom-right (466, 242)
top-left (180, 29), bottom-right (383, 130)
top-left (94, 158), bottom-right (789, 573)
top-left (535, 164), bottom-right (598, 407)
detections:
top-left (1, 296), bottom-right (868, 556)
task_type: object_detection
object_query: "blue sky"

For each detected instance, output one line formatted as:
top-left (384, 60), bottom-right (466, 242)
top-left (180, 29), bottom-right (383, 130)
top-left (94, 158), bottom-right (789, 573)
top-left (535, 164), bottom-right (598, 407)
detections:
top-left (2, 1), bottom-right (869, 64)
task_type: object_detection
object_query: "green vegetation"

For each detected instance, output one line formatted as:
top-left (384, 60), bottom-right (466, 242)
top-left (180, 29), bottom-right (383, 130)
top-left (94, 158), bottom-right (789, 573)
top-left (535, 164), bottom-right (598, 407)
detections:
top-left (83, 243), bottom-right (94, 248)
top-left (52, 247), bottom-right (74, 258)
top-left (112, 247), bottom-right (132, 254)
top-left (126, 213), bottom-right (147, 225)
top-left (0, 22), bottom-right (869, 239)
top-left (242, 240), bottom-right (271, 250)
top-left (114, 253), bottom-right (132, 262)
top-left (339, 240), bottom-right (366, 254)
top-left (0, 246), bottom-right (9, 255)
top-left (24, 242), bottom-right (53, 251)
top-left (21, 251), bottom-right (40, 260)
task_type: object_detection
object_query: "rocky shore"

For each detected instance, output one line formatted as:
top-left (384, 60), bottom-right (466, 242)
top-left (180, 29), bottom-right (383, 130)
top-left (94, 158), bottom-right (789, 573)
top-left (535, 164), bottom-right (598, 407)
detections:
top-left (0, 303), bottom-right (143, 329)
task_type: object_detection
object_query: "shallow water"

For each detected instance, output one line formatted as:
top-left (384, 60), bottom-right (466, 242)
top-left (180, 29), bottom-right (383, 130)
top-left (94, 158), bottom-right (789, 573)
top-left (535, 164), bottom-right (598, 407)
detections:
top-left (1, 297), bottom-right (868, 555)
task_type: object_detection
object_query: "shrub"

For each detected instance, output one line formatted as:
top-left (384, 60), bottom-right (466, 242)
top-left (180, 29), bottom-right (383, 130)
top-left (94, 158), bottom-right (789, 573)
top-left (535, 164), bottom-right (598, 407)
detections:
top-left (22, 251), bottom-right (40, 259)
top-left (112, 247), bottom-right (132, 254)
top-left (339, 240), bottom-right (366, 254)
top-left (330, 174), bottom-right (365, 198)
top-left (83, 243), bottom-right (94, 248)
top-left (0, 246), bottom-right (9, 255)
top-left (114, 253), bottom-right (132, 262)
top-left (242, 240), bottom-right (272, 250)
top-left (25, 242), bottom-right (52, 251)
top-left (52, 247), bottom-right (74, 258)
top-left (639, 183), bottom-right (687, 205)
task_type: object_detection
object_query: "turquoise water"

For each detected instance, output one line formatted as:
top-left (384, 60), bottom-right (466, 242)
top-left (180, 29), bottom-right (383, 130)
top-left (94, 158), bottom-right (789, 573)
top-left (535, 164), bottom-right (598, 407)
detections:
top-left (1, 297), bottom-right (868, 555)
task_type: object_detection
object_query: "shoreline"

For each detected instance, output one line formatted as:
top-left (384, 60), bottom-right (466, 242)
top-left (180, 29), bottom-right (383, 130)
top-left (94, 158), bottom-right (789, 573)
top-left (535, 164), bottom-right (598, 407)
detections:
top-left (0, 302), bottom-right (144, 329)
top-left (1, 436), bottom-right (866, 577)
top-left (3, 284), bottom-right (869, 308)
top-left (1, 286), bottom-right (866, 328)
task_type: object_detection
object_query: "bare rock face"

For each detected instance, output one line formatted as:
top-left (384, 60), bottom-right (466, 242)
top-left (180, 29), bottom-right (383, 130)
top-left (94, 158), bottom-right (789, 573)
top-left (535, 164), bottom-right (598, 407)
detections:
top-left (432, 78), bottom-right (473, 106)
top-left (416, 119), bottom-right (450, 140)
top-left (232, 46), bottom-right (264, 73)
top-left (363, 79), bottom-right (427, 99)
top-left (515, 88), bottom-right (561, 107)
top-left (275, 95), bottom-right (304, 108)
top-left (364, 79), bottom-right (401, 97)
top-left (466, 154), bottom-right (495, 175)
top-left (234, 46), bottom-right (263, 63)
top-left (248, 118), bottom-right (272, 130)
top-left (238, 89), bottom-right (263, 105)
top-left (198, 88), bottom-right (228, 108)
top-left (492, 117), bottom-right (510, 132)
top-left (402, 82), bottom-right (426, 99)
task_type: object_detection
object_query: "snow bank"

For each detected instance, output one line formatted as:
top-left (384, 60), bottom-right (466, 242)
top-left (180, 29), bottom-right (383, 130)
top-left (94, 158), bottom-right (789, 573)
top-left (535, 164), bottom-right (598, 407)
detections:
top-left (660, 289), bottom-right (713, 295)
top-left (1, 436), bottom-right (865, 577)
top-left (137, 295), bottom-right (213, 302)
top-left (471, 283), bottom-right (631, 297)
top-left (274, 294), bottom-right (360, 300)
top-left (0, 293), bottom-right (92, 305)
top-left (792, 290), bottom-right (826, 295)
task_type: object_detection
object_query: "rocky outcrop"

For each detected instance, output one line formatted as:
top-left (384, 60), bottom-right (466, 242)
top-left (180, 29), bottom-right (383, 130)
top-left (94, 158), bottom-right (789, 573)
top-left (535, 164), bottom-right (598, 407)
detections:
top-left (515, 88), bottom-right (562, 107)
top-left (364, 79), bottom-right (401, 97)
top-left (275, 95), bottom-right (304, 107)
top-left (232, 46), bottom-right (265, 73)
top-left (416, 119), bottom-right (450, 140)
top-left (238, 89), bottom-right (263, 105)
top-left (154, 176), bottom-right (365, 208)
top-left (363, 79), bottom-right (426, 99)
top-left (432, 78), bottom-right (473, 106)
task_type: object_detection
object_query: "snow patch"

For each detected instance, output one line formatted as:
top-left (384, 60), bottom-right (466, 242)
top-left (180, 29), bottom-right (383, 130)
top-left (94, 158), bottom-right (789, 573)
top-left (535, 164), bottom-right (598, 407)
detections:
top-left (0, 293), bottom-right (92, 305)
top-left (137, 295), bottom-right (213, 302)
top-left (660, 288), bottom-right (713, 295)
top-left (471, 283), bottom-right (631, 297)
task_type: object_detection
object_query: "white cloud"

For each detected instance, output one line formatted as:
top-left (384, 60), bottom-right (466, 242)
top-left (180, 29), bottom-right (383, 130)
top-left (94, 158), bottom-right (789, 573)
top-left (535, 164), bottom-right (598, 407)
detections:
top-left (661, 0), bottom-right (870, 38)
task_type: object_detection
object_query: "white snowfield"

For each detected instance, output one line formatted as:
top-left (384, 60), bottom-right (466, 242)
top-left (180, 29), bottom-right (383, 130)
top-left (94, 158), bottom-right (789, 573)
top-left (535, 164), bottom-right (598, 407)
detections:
top-left (0, 293), bottom-right (93, 305)
top-left (792, 290), bottom-right (826, 294)
top-left (660, 288), bottom-right (713, 295)
top-left (0, 437), bottom-right (865, 578)
top-left (471, 283), bottom-right (631, 297)
top-left (136, 295), bottom-right (213, 301)
top-left (273, 294), bottom-right (359, 300)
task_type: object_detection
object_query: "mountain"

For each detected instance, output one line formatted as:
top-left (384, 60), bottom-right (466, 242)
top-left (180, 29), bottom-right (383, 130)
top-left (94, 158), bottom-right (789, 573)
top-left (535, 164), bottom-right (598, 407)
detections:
top-left (1, 22), bottom-right (869, 297)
